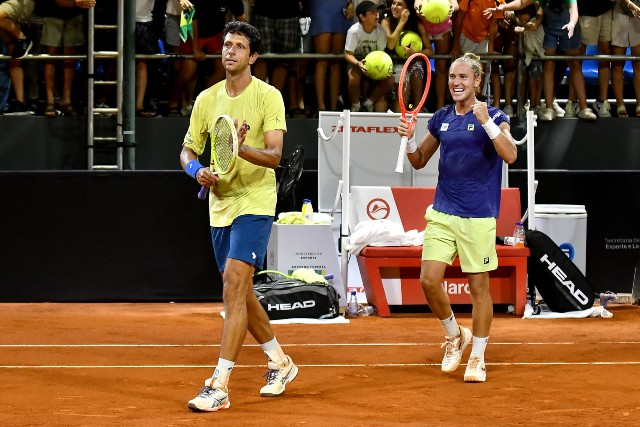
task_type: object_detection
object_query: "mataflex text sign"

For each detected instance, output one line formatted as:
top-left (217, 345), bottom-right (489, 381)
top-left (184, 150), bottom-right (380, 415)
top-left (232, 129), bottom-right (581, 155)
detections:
top-left (317, 111), bottom-right (437, 212)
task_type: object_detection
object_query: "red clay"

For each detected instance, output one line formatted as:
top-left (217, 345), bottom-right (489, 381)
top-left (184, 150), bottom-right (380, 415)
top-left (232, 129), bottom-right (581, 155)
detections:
top-left (0, 303), bottom-right (639, 426)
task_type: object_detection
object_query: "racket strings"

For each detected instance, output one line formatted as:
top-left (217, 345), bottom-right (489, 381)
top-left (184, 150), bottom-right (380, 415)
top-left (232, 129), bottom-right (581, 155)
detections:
top-left (213, 118), bottom-right (235, 173)
top-left (401, 58), bottom-right (428, 113)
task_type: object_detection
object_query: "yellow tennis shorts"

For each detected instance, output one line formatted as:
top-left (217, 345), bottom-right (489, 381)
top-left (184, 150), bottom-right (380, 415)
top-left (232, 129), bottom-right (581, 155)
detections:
top-left (422, 206), bottom-right (498, 273)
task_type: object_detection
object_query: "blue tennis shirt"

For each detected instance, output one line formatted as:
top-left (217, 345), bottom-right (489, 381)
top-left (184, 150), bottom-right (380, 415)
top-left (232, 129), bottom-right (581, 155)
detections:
top-left (427, 104), bottom-right (510, 218)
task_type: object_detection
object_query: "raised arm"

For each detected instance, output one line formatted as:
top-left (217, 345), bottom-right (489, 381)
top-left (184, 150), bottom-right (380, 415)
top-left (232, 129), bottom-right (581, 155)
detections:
top-left (483, 0), bottom-right (534, 19)
top-left (563, 1), bottom-right (579, 38)
top-left (397, 118), bottom-right (440, 170)
top-left (238, 127), bottom-right (284, 170)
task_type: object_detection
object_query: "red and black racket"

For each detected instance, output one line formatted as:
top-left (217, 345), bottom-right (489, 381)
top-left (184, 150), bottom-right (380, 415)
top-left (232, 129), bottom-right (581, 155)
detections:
top-left (395, 52), bottom-right (431, 173)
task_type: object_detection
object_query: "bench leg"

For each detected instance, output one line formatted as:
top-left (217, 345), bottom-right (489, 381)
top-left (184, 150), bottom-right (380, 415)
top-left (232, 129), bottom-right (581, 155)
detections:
top-left (357, 256), bottom-right (391, 317)
top-left (514, 258), bottom-right (527, 316)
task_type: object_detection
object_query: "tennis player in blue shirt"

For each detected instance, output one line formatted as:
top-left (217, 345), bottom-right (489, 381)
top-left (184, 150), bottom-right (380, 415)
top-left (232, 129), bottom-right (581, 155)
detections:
top-left (397, 52), bottom-right (517, 383)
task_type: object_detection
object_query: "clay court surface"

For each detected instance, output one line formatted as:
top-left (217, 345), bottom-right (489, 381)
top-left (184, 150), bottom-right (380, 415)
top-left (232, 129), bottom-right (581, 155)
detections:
top-left (1, 303), bottom-right (639, 426)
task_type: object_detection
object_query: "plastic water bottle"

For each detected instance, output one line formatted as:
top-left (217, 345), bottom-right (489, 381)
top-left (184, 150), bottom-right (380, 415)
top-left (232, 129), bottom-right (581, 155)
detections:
top-left (302, 199), bottom-right (313, 221)
top-left (513, 222), bottom-right (526, 247)
top-left (346, 291), bottom-right (358, 317)
top-left (358, 305), bottom-right (377, 316)
top-left (599, 291), bottom-right (616, 308)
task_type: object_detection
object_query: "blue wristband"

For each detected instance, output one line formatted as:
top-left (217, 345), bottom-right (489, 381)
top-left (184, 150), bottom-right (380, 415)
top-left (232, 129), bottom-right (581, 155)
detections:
top-left (185, 160), bottom-right (204, 179)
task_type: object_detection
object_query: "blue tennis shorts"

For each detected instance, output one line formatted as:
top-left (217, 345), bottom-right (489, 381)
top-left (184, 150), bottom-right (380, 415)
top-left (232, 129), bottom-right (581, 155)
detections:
top-left (210, 215), bottom-right (273, 272)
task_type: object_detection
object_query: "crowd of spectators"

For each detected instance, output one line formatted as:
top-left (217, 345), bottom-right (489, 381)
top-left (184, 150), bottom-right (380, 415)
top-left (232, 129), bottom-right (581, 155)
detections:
top-left (0, 0), bottom-right (639, 119)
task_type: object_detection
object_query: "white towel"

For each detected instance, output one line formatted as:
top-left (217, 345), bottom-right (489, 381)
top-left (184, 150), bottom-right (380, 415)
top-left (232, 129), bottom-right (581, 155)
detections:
top-left (346, 219), bottom-right (424, 255)
top-left (522, 304), bottom-right (613, 319)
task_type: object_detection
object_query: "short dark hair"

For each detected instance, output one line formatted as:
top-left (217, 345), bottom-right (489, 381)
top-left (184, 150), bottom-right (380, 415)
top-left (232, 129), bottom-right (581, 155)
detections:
top-left (223, 21), bottom-right (262, 55)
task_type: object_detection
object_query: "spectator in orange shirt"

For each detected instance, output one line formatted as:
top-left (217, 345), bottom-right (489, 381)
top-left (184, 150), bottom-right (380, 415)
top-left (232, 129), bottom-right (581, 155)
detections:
top-left (451, 0), bottom-right (503, 98)
top-left (415, 0), bottom-right (459, 109)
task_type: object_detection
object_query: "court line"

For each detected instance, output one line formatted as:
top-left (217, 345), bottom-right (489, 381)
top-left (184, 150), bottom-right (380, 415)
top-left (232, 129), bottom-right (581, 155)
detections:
top-left (1, 361), bottom-right (640, 369)
top-left (1, 341), bottom-right (639, 348)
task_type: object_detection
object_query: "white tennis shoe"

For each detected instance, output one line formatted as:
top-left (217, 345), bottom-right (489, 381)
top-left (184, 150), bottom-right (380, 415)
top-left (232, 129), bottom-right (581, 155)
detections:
top-left (361, 98), bottom-right (374, 112)
top-left (464, 355), bottom-right (487, 382)
top-left (260, 355), bottom-right (298, 397)
top-left (441, 326), bottom-right (472, 373)
top-left (564, 100), bottom-right (577, 118)
top-left (577, 107), bottom-right (597, 121)
top-left (187, 382), bottom-right (230, 412)
top-left (592, 99), bottom-right (611, 118)
top-left (552, 100), bottom-right (565, 118)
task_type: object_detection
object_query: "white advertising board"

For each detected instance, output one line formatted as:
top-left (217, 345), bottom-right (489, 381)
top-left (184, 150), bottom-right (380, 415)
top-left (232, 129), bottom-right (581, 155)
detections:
top-left (317, 111), bottom-right (438, 212)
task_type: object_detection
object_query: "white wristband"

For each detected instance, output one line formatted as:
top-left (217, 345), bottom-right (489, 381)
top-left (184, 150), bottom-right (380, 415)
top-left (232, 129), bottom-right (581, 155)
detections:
top-left (482, 119), bottom-right (501, 140)
top-left (406, 135), bottom-right (418, 153)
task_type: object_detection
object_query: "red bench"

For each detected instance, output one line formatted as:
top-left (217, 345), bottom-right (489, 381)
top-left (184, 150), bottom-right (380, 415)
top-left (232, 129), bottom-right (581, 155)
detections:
top-left (354, 187), bottom-right (529, 316)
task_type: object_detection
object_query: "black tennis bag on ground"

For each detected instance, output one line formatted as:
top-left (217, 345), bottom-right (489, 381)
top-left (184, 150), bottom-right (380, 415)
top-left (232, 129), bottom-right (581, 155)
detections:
top-left (253, 271), bottom-right (340, 320)
top-left (526, 229), bottom-right (594, 312)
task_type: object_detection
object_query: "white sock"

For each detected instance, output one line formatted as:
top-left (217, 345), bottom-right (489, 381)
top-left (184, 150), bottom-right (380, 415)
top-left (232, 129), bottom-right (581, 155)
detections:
top-left (260, 337), bottom-right (286, 364)
top-left (470, 336), bottom-right (489, 360)
top-left (211, 357), bottom-right (234, 389)
top-left (440, 313), bottom-right (460, 337)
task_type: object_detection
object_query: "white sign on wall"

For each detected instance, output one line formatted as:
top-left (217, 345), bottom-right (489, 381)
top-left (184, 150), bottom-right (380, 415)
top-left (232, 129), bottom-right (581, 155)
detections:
top-left (317, 111), bottom-right (439, 213)
top-left (267, 223), bottom-right (346, 306)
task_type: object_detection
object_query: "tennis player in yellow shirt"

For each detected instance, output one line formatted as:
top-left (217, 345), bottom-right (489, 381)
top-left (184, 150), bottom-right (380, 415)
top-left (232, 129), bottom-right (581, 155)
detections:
top-left (179, 21), bottom-right (296, 413)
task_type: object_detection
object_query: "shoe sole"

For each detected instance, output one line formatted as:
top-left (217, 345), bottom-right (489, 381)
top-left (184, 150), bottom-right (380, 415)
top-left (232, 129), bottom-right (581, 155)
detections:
top-left (441, 327), bottom-right (472, 373)
top-left (260, 364), bottom-right (299, 397)
top-left (464, 374), bottom-right (486, 382)
top-left (187, 400), bottom-right (230, 412)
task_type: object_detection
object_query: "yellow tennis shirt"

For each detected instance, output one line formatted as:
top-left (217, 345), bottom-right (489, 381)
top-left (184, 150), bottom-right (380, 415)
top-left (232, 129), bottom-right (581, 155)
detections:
top-left (183, 77), bottom-right (287, 227)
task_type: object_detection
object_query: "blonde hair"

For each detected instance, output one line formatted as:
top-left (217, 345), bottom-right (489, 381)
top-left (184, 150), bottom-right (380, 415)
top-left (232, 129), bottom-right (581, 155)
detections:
top-left (451, 52), bottom-right (484, 79)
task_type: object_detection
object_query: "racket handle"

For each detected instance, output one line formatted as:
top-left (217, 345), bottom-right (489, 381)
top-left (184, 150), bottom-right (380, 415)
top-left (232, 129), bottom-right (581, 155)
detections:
top-left (395, 135), bottom-right (408, 173)
top-left (197, 186), bottom-right (208, 200)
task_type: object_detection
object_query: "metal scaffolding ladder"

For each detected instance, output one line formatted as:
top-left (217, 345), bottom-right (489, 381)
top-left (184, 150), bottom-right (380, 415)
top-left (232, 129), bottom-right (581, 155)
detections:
top-left (86, 5), bottom-right (123, 170)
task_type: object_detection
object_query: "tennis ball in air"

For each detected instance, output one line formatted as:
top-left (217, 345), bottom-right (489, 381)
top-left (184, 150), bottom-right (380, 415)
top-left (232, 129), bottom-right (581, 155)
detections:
top-left (421, 0), bottom-right (450, 24)
top-left (395, 31), bottom-right (423, 59)
top-left (364, 50), bottom-right (393, 80)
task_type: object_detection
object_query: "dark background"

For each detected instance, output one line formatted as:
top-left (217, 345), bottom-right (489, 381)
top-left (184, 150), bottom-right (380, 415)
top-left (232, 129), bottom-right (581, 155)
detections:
top-left (1, 116), bottom-right (639, 301)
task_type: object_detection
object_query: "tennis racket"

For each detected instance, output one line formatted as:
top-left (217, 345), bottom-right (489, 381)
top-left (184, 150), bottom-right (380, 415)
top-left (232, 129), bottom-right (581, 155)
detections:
top-left (197, 115), bottom-right (239, 200)
top-left (395, 52), bottom-right (431, 173)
